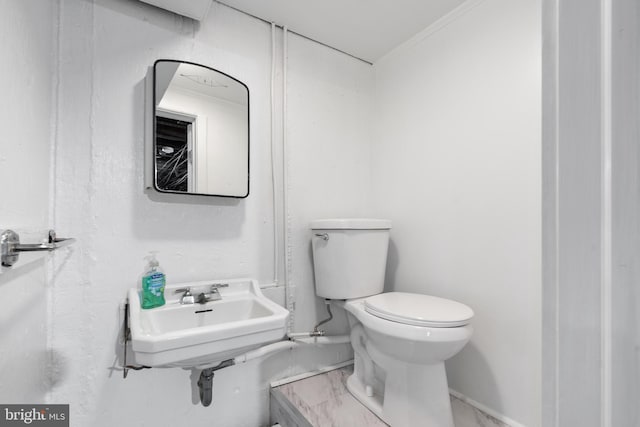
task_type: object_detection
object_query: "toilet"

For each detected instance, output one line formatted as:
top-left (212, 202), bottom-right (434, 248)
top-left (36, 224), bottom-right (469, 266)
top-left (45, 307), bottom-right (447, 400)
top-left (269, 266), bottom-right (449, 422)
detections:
top-left (311, 218), bottom-right (473, 427)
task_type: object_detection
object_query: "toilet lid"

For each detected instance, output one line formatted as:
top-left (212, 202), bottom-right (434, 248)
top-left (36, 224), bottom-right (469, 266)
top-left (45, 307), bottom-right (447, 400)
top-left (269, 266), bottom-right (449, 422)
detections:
top-left (364, 292), bottom-right (474, 327)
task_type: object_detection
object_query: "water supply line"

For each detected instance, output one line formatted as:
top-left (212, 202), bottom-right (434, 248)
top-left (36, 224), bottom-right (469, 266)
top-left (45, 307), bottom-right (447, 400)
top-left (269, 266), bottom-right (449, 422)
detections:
top-left (232, 334), bottom-right (351, 365)
top-left (197, 302), bottom-right (338, 371)
top-left (192, 332), bottom-right (349, 406)
top-left (195, 333), bottom-right (350, 370)
top-left (270, 21), bottom-right (279, 286)
top-left (313, 300), bottom-right (333, 333)
top-left (269, 21), bottom-right (294, 333)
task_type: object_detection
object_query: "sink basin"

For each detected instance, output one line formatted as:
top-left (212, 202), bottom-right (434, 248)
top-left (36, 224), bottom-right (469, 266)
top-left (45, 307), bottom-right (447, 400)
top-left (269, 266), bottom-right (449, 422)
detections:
top-left (128, 279), bottom-right (289, 367)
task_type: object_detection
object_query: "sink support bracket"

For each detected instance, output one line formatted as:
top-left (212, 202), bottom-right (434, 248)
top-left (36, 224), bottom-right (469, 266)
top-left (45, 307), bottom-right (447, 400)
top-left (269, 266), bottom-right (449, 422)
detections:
top-left (122, 301), bottom-right (151, 378)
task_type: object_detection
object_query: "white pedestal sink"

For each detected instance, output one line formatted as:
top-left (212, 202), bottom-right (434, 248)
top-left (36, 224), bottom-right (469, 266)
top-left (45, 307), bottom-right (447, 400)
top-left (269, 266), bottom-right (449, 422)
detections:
top-left (128, 278), bottom-right (289, 367)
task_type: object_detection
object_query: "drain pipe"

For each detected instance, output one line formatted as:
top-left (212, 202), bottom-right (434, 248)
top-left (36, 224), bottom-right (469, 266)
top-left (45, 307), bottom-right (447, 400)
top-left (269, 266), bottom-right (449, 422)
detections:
top-left (198, 368), bottom-right (214, 406)
top-left (197, 358), bottom-right (234, 407)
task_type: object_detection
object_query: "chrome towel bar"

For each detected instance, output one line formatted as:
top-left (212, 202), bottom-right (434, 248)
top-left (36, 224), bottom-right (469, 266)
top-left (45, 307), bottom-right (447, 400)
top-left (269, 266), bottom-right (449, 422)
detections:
top-left (1, 229), bottom-right (76, 267)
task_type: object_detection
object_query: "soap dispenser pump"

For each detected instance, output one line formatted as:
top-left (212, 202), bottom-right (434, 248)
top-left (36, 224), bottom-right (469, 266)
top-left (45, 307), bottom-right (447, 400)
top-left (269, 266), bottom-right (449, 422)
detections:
top-left (140, 251), bottom-right (166, 309)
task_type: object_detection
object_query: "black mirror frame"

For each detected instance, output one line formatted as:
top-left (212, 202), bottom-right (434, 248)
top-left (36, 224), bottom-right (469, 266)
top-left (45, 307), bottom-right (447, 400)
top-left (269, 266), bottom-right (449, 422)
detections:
top-left (152, 59), bottom-right (250, 198)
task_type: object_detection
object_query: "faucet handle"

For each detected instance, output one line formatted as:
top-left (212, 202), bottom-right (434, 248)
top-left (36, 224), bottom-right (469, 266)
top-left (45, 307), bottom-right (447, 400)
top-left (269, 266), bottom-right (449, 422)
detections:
top-left (175, 288), bottom-right (195, 304)
top-left (210, 283), bottom-right (228, 291)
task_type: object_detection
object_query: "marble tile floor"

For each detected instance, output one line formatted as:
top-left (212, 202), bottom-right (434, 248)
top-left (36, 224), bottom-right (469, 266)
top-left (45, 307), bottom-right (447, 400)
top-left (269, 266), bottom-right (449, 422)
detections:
top-left (270, 365), bottom-right (510, 427)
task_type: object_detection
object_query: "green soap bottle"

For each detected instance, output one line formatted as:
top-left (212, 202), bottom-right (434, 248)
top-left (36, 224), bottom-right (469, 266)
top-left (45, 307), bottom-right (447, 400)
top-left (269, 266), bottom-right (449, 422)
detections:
top-left (141, 252), bottom-right (166, 309)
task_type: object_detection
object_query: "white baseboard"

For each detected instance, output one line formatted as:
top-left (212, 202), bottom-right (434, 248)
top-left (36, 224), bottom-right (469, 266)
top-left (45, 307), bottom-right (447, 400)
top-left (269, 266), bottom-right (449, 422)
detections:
top-left (449, 389), bottom-right (527, 427)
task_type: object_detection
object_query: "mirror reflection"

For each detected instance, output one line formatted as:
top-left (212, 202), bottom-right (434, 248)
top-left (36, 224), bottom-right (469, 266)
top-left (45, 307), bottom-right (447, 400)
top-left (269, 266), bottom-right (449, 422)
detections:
top-left (153, 60), bottom-right (249, 197)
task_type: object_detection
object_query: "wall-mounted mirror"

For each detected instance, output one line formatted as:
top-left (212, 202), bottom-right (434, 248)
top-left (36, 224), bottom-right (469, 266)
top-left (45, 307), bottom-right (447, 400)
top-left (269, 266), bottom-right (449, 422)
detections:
top-left (152, 60), bottom-right (249, 198)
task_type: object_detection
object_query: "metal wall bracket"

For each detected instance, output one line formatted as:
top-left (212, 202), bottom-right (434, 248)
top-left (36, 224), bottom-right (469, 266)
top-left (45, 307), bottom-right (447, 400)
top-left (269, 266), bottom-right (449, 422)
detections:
top-left (1, 229), bottom-right (76, 267)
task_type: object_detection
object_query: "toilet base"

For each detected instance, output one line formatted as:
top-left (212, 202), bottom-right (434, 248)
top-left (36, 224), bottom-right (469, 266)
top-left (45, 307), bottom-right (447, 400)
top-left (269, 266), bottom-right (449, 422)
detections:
top-left (348, 360), bottom-right (455, 427)
top-left (346, 374), bottom-right (385, 419)
top-left (341, 299), bottom-right (469, 427)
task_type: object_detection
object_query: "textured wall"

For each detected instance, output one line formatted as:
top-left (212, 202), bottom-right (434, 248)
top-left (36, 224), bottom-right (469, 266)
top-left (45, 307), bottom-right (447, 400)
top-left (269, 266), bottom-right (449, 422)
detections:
top-left (0, 0), bottom-right (56, 404)
top-left (371, 1), bottom-right (541, 425)
top-left (49, 0), bottom-right (370, 425)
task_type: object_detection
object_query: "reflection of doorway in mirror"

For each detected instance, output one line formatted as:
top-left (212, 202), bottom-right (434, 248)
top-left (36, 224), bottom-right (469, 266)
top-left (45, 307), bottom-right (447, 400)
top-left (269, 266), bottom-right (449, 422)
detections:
top-left (155, 109), bottom-right (197, 192)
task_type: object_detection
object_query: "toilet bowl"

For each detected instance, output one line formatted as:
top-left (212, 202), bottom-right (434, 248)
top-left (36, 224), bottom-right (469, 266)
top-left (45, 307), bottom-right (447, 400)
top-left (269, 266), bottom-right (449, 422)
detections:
top-left (311, 219), bottom-right (474, 427)
top-left (340, 295), bottom-right (473, 427)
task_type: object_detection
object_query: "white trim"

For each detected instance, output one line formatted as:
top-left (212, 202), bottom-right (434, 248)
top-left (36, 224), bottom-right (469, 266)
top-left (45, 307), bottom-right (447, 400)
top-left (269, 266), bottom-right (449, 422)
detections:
top-left (270, 360), bottom-right (354, 388)
top-left (449, 389), bottom-right (527, 427)
top-left (155, 107), bottom-right (196, 123)
top-left (600, 0), bottom-right (613, 425)
top-left (375, 0), bottom-right (485, 65)
top-left (282, 26), bottom-right (294, 332)
top-left (551, 1), bottom-right (561, 425)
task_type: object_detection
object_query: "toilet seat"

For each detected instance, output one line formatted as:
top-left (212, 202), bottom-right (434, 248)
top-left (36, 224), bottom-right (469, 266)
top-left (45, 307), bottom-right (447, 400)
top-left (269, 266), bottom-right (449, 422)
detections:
top-left (364, 292), bottom-right (473, 328)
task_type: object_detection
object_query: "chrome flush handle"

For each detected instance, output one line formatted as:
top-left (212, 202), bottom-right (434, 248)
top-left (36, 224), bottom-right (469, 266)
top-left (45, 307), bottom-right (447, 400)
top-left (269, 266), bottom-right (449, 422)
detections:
top-left (314, 233), bottom-right (329, 241)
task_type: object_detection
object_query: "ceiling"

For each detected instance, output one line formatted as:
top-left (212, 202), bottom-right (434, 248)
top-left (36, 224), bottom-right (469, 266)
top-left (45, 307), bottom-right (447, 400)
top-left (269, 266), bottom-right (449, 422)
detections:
top-left (171, 63), bottom-right (248, 104)
top-left (218, 0), bottom-right (467, 63)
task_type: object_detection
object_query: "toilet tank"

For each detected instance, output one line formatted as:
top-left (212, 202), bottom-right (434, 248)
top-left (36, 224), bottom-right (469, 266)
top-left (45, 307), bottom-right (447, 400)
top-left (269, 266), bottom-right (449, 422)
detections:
top-left (310, 219), bottom-right (391, 299)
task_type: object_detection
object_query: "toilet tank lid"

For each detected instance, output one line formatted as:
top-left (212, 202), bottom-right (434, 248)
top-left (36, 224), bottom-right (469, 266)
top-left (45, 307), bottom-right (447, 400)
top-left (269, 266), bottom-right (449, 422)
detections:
top-left (310, 218), bottom-right (392, 230)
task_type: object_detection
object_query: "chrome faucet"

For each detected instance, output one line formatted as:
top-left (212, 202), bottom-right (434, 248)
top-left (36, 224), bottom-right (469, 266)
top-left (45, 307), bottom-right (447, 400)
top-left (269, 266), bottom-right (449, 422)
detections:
top-left (197, 283), bottom-right (229, 303)
top-left (176, 284), bottom-right (228, 305)
top-left (175, 288), bottom-right (195, 304)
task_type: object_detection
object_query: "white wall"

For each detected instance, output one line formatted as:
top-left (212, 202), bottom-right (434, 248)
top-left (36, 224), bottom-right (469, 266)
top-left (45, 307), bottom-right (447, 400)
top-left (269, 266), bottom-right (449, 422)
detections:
top-left (372, 1), bottom-right (541, 425)
top-left (286, 33), bottom-right (375, 333)
top-left (0, 0), bottom-right (56, 403)
top-left (48, 0), bottom-right (369, 425)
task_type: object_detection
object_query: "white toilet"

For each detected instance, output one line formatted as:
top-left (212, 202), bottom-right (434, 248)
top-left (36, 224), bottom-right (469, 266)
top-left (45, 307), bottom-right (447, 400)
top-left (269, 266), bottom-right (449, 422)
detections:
top-left (311, 218), bottom-right (473, 427)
